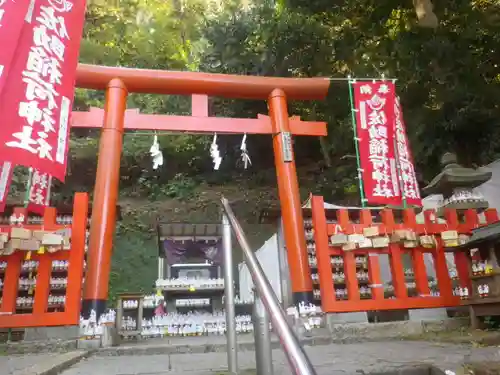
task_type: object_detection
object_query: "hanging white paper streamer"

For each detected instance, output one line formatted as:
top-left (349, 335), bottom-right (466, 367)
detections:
top-left (240, 134), bottom-right (251, 169)
top-left (210, 133), bottom-right (222, 170)
top-left (149, 134), bottom-right (164, 170)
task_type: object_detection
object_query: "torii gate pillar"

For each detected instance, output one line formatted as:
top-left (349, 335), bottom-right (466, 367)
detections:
top-left (269, 89), bottom-right (313, 304)
top-left (81, 79), bottom-right (127, 317)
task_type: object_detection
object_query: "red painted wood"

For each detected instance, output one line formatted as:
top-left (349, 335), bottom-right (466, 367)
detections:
top-left (462, 209), bottom-right (479, 233)
top-left (0, 193), bottom-right (88, 328)
top-left (308, 195), bottom-right (500, 313)
top-left (367, 254), bottom-right (384, 300)
top-left (71, 108), bottom-right (327, 136)
top-left (65, 193), bottom-right (89, 323)
top-left (485, 208), bottom-right (499, 224)
top-left (444, 209), bottom-right (471, 292)
top-left (403, 209), bottom-right (430, 296)
top-left (33, 208), bottom-right (58, 314)
top-left (0, 252), bottom-right (22, 313)
top-left (381, 209), bottom-right (407, 299)
top-left (433, 239), bottom-right (454, 298)
top-left (319, 295), bottom-right (460, 313)
top-left (191, 95), bottom-right (209, 117)
top-left (454, 251), bottom-right (471, 291)
top-left (311, 196), bottom-right (336, 308)
top-left (424, 209), bottom-right (453, 298)
top-left (33, 257), bottom-right (51, 314)
top-left (0, 311), bottom-right (78, 328)
top-left (334, 209), bottom-right (360, 302)
top-left (344, 252), bottom-right (360, 301)
top-left (359, 209), bottom-right (384, 301)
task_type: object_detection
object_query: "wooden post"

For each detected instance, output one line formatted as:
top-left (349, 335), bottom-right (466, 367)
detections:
top-left (268, 89), bottom-right (313, 304)
top-left (447, 209), bottom-right (471, 292)
top-left (425, 210), bottom-right (453, 298)
top-left (359, 209), bottom-right (384, 300)
top-left (484, 208), bottom-right (499, 224)
top-left (82, 79), bottom-right (128, 318)
top-left (344, 251), bottom-right (360, 302)
top-left (382, 209), bottom-right (407, 299)
top-left (32, 208), bottom-right (57, 314)
top-left (311, 195), bottom-right (336, 310)
top-left (1, 208), bottom-right (27, 314)
top-left (65, 193), bottom-right (90, 322)
top-left (404, 209), bottom-right (431, 296)
top-left (336, 209), bottom-right (360, 302)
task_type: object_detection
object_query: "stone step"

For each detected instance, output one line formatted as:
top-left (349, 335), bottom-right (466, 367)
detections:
top-left (59, 342), bottom-right (500, 375)
top-left (95, 333), bottom-right (332, 356)
top-left (4, 350), bottom-right (88, 375)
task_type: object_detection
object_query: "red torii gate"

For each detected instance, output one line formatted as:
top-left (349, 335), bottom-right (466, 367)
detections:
top-left (72, 64), bottom-right (330, 317)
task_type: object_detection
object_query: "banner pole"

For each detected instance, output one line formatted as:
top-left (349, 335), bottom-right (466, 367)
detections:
top-left (347, 78), bottom-right (367, 208)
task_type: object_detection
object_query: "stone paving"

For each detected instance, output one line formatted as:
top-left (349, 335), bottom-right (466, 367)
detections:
top-left (3, 336), bottom-right (500, 375)
top-left (3, 351), bottom-right (86, 375)
top-left (57, 341), bottom-right (500, 375)
top-left (2, 353), bottom-right (50, 375)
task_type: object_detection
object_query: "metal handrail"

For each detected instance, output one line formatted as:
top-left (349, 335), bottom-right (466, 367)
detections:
top-left (221, 197), bottom-right (317, 375)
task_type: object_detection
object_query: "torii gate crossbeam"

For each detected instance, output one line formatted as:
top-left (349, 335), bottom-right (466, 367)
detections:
top-left (71, 107), bottom-right (327, 136)
top-left (75, 64), bottom-right (331, 318)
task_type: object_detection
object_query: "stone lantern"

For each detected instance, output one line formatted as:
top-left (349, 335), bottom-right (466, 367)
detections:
top-left (421, 152), bottom-right (492, 215)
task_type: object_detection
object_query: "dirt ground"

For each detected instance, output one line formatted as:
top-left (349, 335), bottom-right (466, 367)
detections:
top-left (404, 328), bottom-right (500, 347)
top-left (401, 329), bottom-right (500, 375)
top-left (466, 363), bottom-right (500, 375)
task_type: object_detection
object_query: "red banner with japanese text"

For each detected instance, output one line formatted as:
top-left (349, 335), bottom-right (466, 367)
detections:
top-left (0, 162), bottom-right (13, 213)
top-left (27, 169), bottom-right (52, 215)
top-left (0, 0), bottom-right (87, 181)
top-left (0, 0), bottom-right (31, 97)
top-left (394, 97), bottom-right (422, 207)
top-left (352, 81), bottom-right (403, 206)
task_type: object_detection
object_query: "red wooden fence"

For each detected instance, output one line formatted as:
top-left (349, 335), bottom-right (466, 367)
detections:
top-left (309, 195), bottom-right (499, 313)
top-left (0, 193), bottom-right (88, 328)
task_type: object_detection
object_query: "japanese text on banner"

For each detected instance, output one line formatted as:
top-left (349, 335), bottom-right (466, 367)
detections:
top-left (0, 162), bottom-right (13, 213)
top-left (0, 0), bottom-right (30, 97)
top-left (27, 169), bottom-right (52, 215)
top-left (0, 0), bottom-right (87, 181)
top-left (394, 97), bottom-right (422, 206)
top-left (352, 81), bottom-right (402, 206)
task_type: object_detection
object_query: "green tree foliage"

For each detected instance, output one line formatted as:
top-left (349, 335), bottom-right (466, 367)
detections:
top-left (73, 0), bottom-right (500, 192)
top-left (200, 0), bottom-right (500, 179)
